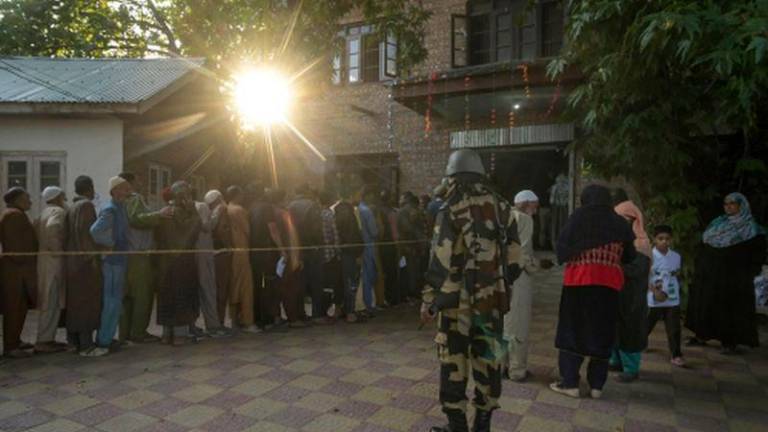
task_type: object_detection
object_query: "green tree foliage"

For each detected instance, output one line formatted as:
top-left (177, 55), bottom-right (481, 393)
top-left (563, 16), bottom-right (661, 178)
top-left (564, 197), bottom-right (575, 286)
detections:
top-left (549, 0), bottom-right (768, 265)
top-left (0, 0), bottom-right (430, 77)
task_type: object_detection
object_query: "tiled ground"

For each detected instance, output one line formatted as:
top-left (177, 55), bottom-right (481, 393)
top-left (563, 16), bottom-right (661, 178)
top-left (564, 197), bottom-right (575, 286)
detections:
top-left (2, 267), bottom-right (768, 431)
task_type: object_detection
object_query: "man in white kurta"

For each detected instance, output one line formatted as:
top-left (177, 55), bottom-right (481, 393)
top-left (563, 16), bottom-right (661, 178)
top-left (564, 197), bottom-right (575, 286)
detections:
top-left (35, 186), bottom-right (69, 353)
top-left (504, 190), bottom-right (551, 381)
top-left (195, 198), bottom-right (227, 337)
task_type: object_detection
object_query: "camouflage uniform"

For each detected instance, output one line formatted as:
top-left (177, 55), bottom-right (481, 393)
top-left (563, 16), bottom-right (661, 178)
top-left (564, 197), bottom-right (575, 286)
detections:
top-left (423, 177), bottom-right (522, 426)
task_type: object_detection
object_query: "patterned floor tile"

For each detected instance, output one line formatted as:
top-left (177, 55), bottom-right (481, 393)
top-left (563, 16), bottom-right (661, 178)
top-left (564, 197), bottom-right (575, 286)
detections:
top-left (302, 413), bottom-right (361, 432)
top-left (165, 404), bottom-right (224, 428)
top-left (3, 264), bottom-right (768, 432)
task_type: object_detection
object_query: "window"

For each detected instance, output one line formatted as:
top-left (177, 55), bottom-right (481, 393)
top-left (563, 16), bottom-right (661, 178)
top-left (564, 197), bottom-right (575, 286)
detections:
top-left (542, 1), bottom-right (564, 57)
top-left (333, 24), bottom-right (398, 84)
top-left (1, 153), bottom-right (65, 216)
top-left (461, 0), bottom-right (565, 66)
top-left (7, 161), bottom-right (27, 190)
top-left (148, 163), bottom-right (172, 209)
top-left (451, 15), bottom-right (468, 68)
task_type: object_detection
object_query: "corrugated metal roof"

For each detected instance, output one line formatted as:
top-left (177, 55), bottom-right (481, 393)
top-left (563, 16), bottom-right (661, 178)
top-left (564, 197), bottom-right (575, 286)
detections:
top-left (0, 57), bottom-right (205, 104)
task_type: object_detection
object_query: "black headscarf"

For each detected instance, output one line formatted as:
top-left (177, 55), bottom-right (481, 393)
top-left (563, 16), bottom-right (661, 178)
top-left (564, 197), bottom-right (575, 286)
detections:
top-left (556, 184), bottom-right (635, 264)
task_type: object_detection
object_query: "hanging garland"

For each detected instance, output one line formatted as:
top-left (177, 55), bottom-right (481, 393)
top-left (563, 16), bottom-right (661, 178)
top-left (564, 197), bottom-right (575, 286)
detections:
top-left (464, 75), bottom-right (471, 131)
top-left (424, 71), bottom-right (436, 137)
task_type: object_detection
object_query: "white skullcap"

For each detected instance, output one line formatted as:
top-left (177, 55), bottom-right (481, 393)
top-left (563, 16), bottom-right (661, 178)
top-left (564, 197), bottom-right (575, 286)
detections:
top-left (41, 186), bottom-right (64, 203)
top-left (109, 176), bottom-right (128, 192)
top-left (204, 190), bottom-right (223, 205)
top-left (514, 190), bottom-right (539, 204)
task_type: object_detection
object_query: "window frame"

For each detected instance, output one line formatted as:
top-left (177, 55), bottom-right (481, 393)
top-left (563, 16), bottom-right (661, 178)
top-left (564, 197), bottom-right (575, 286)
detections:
top-left (462, 0), bottom-right (564, 67)
top-left (148, 163), bottom-right (172, 209)
top-left (0, 152), bottom-right (66, 216)
top-left (333, 23), bottom-right (398, 85)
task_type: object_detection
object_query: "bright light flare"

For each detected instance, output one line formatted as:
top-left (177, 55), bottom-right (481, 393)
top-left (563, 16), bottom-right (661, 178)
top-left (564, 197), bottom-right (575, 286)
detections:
top-left (233, 69), bottom-right (293, 126)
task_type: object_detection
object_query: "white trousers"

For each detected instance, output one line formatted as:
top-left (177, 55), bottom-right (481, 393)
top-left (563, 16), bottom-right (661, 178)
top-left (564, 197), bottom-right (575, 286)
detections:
top-left (503, 271), bottom-right (533, 378)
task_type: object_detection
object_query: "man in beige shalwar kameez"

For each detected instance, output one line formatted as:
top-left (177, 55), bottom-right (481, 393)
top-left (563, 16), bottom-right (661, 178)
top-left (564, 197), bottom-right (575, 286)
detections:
top-left (35, 186), bottom-right (68, 353)
top-left (226, 186), bottom-right (259, 333)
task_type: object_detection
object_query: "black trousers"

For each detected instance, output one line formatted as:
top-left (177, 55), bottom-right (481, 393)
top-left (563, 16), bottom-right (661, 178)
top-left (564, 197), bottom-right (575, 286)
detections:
top-left (380, 244), bottom-right (399, 305)
top-left (323, 257), bottom-right (344, 309)
top-left (300, 249), bottom-right (325, 318)
top-left (647, 306), bottom-right (682, 357)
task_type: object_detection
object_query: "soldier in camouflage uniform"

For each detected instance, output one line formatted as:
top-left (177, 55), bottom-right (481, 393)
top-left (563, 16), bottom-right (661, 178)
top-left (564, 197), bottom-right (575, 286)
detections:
top-left (422, 149), bottom-right (522, 432)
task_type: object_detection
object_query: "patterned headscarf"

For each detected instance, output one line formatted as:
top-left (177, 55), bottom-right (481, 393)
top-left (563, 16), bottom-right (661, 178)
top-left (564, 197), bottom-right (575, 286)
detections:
top-left (614, 200), bottom-right (652, 257)
top-left (703, 192), bottom-right (765, 248)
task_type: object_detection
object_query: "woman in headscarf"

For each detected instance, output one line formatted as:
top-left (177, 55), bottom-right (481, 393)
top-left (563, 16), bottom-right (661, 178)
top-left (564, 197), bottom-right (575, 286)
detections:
top-left (611, 198), bottom-right (652, 383)
top-left (550, 185), bottom-right (636, 399)
top-left (686, 193), bottom-right (766, 354)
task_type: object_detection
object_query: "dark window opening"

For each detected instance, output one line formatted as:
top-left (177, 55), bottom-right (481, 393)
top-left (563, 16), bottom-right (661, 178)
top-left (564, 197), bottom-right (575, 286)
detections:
top-left (462, 0), bottom-right (564, 67)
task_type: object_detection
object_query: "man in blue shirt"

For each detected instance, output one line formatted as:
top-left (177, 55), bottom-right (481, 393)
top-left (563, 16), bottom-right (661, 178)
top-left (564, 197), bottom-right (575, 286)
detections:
top-left (88, 176), bottom-right (132, 356)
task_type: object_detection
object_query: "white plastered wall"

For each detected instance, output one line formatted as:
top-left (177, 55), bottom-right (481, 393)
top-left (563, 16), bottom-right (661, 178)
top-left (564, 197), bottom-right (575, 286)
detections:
top-left (0, 115), bottom-right (123, 216)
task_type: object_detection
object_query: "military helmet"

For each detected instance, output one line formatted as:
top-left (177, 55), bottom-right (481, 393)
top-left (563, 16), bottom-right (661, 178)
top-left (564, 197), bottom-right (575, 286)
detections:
top-left (445, 149), bottom-right (486, 176)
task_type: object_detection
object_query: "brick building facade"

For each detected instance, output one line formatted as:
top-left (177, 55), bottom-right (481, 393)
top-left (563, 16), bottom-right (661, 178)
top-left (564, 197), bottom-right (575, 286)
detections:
top-left (287, 0), bottom-right (578, 219)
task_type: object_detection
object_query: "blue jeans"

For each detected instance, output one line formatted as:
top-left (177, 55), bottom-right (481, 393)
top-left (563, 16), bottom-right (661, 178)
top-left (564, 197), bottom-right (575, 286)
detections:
top-left (97, 262), bottom-right (126, 348)
top-left (362, 248), bottom-right (377, 310)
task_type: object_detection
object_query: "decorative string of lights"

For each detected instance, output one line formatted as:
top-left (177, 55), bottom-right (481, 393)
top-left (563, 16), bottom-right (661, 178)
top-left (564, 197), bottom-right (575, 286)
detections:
top-left (464, 75), bottom-right (471, 131)
top-left (424, 71), bottom-right (436, 137)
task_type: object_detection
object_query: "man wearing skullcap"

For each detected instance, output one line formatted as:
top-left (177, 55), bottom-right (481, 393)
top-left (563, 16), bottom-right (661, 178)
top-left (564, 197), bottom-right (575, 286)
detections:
top-left (155, 181), bottom-right (202, 345)
top-left (0, 187), bottom-right (38, 358)
top-left (193, 188), bottom-right (228, 337)
top-left (206, 190), bottom-right (234, 325)
top-left (118, 172), bottom-right (172, 344)
top-left (88, 176), bottom-right (132, 356)
top-left (503, 190), bottom-right (554, 382)
top-left (34, 186), bottom-right (68, 354)
top-left (65, 176), bottom-right (102, 354)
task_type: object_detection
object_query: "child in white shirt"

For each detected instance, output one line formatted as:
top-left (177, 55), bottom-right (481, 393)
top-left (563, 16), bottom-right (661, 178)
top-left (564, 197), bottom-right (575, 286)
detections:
top-left (647, 225), bottom-right (685, 367)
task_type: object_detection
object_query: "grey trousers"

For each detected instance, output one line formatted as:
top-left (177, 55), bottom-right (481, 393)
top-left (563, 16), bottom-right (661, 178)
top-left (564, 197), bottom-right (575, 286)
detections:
top-left (504, 271), bottom-right (533, 378)
top-left (196, 252), bottom-right (222, 330)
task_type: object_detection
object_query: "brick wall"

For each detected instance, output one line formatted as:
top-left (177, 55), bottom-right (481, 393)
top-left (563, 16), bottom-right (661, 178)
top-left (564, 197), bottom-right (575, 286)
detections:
top-left (295, 0), bottom-right (469, 196)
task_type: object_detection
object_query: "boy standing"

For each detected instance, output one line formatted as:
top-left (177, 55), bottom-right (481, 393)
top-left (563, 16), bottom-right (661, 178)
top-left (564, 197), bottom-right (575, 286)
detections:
top-left (647, 225), bottom-right (685, 367)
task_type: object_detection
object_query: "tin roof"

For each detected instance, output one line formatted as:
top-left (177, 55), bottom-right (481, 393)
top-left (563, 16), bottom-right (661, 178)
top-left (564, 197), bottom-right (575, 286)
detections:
top-left (0, 57), bottom-right (205, 105)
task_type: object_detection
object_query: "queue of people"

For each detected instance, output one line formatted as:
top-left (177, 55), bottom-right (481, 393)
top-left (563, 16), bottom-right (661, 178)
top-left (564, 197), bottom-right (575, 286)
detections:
top-left (0, 172), bottom-right (437, 358)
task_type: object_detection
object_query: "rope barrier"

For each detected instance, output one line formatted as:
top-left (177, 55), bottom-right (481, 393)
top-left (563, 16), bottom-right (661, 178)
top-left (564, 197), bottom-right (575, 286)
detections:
top-left (0, 240), bottom-right (430, 258)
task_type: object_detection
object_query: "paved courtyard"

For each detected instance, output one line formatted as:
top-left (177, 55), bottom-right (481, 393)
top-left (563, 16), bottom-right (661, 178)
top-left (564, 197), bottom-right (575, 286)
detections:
top-left (2, 268), bottom-right (768, 432)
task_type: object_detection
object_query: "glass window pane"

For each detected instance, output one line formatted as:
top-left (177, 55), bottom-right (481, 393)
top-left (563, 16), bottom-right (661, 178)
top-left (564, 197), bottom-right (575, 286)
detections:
top-left (40, 161), bottom-right (60, 177)
top-left (522, 27), bottom-right (535, 44)
top-left (349, 53), bottom-right (359, 67)
top-left (497, 47), bottom-right (512, 62)
top-left (39, 161), bottom-right (60, 191)
top-left (348, 38), bottom-right (360, 53)
top-left (386, 60), bottom-right (397, 76)
top-left (348, 26), bottom-right (360, 35)
top-left (522, 43), bottom-right (536, 60)
top-left (497, 30), bottom-right (511, 47)
top-left (348, 68), bottom-right (360, 82)
top-left (387, 43), bottom-right (397, 59)
top-left (7, 161), bottom-right (27, 189)
top-left (496, 13), bottom-right (510, 30)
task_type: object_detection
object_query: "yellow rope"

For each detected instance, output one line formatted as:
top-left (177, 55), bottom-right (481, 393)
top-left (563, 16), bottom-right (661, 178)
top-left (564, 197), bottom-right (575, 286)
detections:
top-left (0, 240), bottom-right (429, 258)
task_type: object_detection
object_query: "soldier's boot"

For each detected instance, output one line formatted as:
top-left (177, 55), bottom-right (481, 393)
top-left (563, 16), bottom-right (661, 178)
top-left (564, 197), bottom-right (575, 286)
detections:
top-left (472, 410), bottom-right (492, 432)
top-left (430, 412), bottom-right (469, 432)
